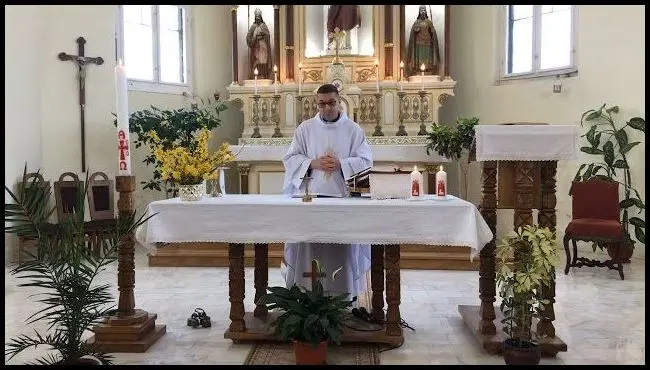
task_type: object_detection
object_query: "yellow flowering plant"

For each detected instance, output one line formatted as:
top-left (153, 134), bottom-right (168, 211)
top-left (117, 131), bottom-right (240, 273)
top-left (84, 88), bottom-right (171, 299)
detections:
top-left (150, 129), bottom-right (235, 185)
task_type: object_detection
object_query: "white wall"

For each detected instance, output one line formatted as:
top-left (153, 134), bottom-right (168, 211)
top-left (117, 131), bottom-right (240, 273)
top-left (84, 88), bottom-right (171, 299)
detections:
top-left (4, 5), bottom-right (242, 264)
top-left (5, 6), bottom-right (46, 263)
top-left (443, 5), bottom-right (645, 258)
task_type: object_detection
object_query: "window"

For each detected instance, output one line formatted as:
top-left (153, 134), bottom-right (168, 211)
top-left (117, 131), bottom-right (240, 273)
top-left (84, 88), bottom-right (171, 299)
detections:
top-left (500, 5), bottom-right (576, 80)
top-left (117, 5), bottom-right (192, 94)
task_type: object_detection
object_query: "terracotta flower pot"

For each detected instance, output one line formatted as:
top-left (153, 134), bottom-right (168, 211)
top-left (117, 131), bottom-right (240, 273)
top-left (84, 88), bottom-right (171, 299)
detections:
top-left (293, 340), bottom-right (327, 365)
top-left (503, 339), bottom-right (541, 365)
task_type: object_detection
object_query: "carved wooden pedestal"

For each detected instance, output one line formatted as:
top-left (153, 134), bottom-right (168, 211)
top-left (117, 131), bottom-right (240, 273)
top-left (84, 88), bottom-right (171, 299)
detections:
top-left (89, 176), bottom-right (166, 353)
top-left (458, 161), bottom-right (567, 356)
top-left (223, 243), bottom-right (404, 346)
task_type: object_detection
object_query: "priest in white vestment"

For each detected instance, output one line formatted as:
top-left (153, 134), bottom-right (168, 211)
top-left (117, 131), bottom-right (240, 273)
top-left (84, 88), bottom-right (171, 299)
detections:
top-left (281, 83), bottom-right (373, 298)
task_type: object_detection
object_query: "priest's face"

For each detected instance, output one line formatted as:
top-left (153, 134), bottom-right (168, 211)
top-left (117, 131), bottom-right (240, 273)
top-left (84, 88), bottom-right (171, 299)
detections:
top-left (316, 92), bottom-right (340, 121)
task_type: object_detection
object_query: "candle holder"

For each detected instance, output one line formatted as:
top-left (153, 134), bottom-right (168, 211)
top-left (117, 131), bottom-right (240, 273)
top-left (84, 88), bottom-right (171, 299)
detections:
top-left (301, 176), bottom-right (313, 203)
top-left (417, 90), bottom-right (428, 136)
top-left (271, 94), bottom-right (283, 138)
top-left (396, 91), bottom-right (408, 136)
top-left (372, 93), bottom-right (384, 137)
top-left (296, 95), bottom-right (304, 126)
top-left (250, 94), bottom-right (262, 138)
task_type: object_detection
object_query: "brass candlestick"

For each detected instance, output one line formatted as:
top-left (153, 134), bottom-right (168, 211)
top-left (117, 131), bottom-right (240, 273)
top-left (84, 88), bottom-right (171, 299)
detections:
top-left (301, 176), bottom-right (313, 203)
top-left (251, 95), bottom-right (262, 138)
top-left (271, 94), bottom-right (283, 138)
top-left (396, 91), bottom-right (407, 136)
top-left (372, 93), bottom-right (384, 137)
top-left (417, 90), bottom-right (428, 136)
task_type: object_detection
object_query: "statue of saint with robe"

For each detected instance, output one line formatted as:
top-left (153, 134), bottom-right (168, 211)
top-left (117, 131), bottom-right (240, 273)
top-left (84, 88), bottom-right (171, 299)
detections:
top-left (246, 8), bottom-right (272, 80)
top-left (406, 5), bottom-right (441, 77)
top-left (327, 5), bottom-right (362, 51)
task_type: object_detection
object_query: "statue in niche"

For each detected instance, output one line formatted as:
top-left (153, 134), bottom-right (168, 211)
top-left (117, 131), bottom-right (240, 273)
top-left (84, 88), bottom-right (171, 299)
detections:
top-left (246, 8), bottom-right (272, 80)
top-left (327, 5), bottom-right (361, 51)
top-left (405, 5), bottom-right (441, 77)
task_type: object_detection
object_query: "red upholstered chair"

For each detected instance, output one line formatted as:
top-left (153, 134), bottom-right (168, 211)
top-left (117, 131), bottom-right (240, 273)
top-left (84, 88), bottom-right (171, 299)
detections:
top-left (563, 179), bottom-right (625, 280)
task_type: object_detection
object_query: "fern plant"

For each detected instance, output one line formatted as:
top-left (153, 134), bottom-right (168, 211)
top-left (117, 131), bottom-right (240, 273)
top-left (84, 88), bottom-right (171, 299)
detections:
top-left (573, 103), bottom-right (645, 250)
top-left (4, 168), bottom-right (152, 365)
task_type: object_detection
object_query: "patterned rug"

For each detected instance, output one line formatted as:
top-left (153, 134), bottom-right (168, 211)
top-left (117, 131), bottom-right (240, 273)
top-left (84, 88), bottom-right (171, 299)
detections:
top-left (243, 276), bottom-right (381, 365)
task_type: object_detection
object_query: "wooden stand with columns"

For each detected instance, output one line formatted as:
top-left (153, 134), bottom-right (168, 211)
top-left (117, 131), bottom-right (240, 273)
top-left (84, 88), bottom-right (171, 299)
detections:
top-left (88, 175), bottom-right (166, 352)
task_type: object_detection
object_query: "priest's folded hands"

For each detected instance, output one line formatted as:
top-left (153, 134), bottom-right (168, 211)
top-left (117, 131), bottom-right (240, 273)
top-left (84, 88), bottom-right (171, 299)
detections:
top-left (310, 154), bottom-right (341, 173)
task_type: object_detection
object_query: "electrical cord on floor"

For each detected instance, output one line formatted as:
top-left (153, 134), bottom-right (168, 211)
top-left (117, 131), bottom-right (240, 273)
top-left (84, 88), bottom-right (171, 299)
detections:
top-left (344, 306), bottom-right (415, 353)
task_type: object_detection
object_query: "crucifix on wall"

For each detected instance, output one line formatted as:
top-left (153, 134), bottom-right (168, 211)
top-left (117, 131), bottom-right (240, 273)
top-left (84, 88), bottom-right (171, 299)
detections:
top-left (58, 36), bottom-right (104, 172)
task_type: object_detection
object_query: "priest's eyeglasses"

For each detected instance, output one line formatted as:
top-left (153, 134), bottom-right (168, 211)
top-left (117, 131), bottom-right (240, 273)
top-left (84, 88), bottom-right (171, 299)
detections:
top-left (317, 100), bottom-right (338, 108)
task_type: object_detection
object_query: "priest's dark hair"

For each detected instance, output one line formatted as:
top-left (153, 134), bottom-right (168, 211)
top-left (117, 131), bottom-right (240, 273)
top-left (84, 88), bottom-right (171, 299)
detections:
top-left (317, 83), bottom-right (339, 96)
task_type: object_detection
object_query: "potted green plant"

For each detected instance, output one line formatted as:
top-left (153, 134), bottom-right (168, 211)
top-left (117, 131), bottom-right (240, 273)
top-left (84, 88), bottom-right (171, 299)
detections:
top-left (573, 103), bottom-right (645, 261)
top-left (4, 169), bottom-right (151, 365)
top-left (257, 261), bottom-right (354, 365)
top-left (495, 225), bottom-right (561, 365)
top-left (425, 116), bottom-right (479, 199)
top-left (113, 94), bottom-right (228, 197)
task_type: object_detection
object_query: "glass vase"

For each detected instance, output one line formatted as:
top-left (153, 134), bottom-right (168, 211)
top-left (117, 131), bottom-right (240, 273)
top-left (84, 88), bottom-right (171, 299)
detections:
top-left (178, 182), bottom-right (205, 201)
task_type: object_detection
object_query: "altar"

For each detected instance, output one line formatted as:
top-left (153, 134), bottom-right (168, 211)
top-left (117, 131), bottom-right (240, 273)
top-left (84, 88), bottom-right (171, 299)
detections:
top-left (137, 194), bottom-right (493, 345)
top-left (149, 5), bottom-right (478, 271)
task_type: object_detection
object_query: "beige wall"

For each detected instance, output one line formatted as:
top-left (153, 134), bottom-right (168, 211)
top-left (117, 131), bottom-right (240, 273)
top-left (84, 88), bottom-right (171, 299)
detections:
top-left (4, 5), bottom-right (242, 263)
top-left (443, 5), bottom-right (645, 258)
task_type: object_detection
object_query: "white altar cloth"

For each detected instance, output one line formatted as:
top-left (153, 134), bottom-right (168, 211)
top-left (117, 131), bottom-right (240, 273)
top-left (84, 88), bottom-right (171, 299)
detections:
top-left (136, 194), bottom-right (493, 260)
top-left (475, 125), bottom-right (579, 162)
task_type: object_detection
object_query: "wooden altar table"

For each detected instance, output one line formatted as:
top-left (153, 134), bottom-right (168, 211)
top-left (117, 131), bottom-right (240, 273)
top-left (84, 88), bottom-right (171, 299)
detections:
top-left (138, 194), bottom-right (492, 345)
top-left (458, 124), bottom-right (578, 356)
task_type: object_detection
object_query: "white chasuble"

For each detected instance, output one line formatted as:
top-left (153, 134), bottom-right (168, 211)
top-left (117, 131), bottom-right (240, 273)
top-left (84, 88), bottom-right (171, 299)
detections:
top-left (281, 112), bottom-right (373, 297)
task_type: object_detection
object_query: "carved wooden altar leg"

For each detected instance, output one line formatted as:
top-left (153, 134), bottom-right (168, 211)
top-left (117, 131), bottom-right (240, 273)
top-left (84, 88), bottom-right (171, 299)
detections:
top-left (384, 244), bottom-right (402, 337)
top-left (253, 243), bottom-right (269, 318)
top-left (370, 245), bottom-right (385, 322)
top-left (478, 161), bottom-right (497, 335)
top-left (238, 164), bottom-right (250, 195)
top-left (537, 161), bottom-right (557, 338)
top-left (513, 161), bottom-right (535, 228)
top-left (228, 243), bottom-right (246, 333)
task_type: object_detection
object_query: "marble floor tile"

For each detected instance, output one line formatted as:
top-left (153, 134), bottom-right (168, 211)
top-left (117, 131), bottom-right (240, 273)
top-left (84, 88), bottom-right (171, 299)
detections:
top-left (4, 245), bottom-right (645, 365)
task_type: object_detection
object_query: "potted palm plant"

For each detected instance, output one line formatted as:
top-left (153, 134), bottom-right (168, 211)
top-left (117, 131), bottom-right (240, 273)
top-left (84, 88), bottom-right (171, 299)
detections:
top-left (4, 169), bottom-right (151, 365)
top-left (257, 261), bottom-right (354, 365)
top-left (495, 225), bottom-right (561, 365)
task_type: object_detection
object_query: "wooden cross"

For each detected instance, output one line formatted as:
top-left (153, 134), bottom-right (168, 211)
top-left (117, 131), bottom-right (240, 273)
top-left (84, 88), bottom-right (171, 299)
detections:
top-left (58, 37), bottom-right (104, 172)
top-left (302, 260), bottom-right (326, 291)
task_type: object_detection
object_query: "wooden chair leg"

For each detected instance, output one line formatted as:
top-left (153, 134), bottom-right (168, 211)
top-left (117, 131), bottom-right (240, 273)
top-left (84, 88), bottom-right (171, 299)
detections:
top-left (615, 243), bottom-right (625, 280)
top-left (571, 239), bottom-right (578, 265)
top-left (563, 235), bottom-right (571, 275)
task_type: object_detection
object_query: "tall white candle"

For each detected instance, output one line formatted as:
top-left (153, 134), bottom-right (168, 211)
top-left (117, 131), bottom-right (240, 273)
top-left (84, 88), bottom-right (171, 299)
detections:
top-left (436, 165), bottom-right (448, 197)
top-left (399, 61), bottom-right (404, 92)
top-left (375, 59), bottom-right (380, 93)
top-left (298, 62), bottom-right (303, 95)
top-left (420, 63), bottom-right (425, 91)
top-left (254, 67), bottom-right (259, 95)
top-left (410, 165), bottom-right (422, 197)
top-left (115, 60), bottom-right (131, 175)
top-left (273, 65), bottom-right (278, 95)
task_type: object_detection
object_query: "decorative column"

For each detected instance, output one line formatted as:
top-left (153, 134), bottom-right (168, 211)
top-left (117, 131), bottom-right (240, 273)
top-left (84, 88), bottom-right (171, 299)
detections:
top-left (238, 164), bottom-right (250, 194)
top-left (90, 175), bottom-right (166, 352)
top-left (231, 6), bottom-right (239, 85)
top-left (383, 5), bottom-right (394, 80)
top-left (284, 5), bottom-right (295, 82)
top-left (273, 5), bottom-right (280, 80)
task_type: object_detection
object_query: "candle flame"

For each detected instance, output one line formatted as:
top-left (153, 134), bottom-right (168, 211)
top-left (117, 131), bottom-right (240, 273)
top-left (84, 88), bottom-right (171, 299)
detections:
top-left (254, 68), bottom-right (259, 76)
top-left (439, 165), bottom-right (444, 171)
top-left (118, 59), bottom-right (123, 66)
top-left (413, 165), bottom-right (418, 172)
top-left (399, 61), bottom-right (404, 68)
top-left (374, 59), bottom-right (379, 66)
top-left (420, 63), bottom-right (425, 71)
top-left (273, 65), bottom-right (278, 72)
top-left (298, 62), bottom-right (303, 69)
